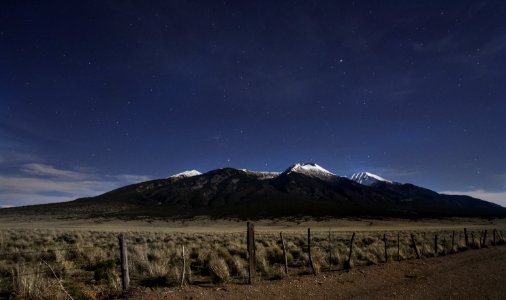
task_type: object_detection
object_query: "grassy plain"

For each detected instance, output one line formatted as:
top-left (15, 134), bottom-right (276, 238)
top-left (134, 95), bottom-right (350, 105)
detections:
top-left (0, 214), bottom-right (503, 232)
top-left (0, 215), bottom-right (505, 299)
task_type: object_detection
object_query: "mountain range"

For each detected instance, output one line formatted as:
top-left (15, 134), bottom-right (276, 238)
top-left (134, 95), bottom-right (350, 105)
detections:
top-left (2, 163), bottom-right (504, 219)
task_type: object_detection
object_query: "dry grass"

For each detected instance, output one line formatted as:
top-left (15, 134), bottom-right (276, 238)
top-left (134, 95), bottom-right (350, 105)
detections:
top-left (10, 264), bottom-right (67, 299)
top-left (0, 221), bottom-right (504, 299)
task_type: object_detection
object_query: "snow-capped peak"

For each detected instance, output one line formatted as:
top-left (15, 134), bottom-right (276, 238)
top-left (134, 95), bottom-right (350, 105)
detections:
top-left (284, 163), bottom-right (335, 179)
top-left (349, 172), bottom-right (392, 186)
top-left (169, 170), bottom-right (202, 178)
top-left (240, 169), bottom-right (280, 179)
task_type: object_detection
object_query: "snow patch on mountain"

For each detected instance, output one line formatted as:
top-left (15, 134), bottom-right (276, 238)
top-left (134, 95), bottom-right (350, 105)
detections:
top-left (240, 169), bottom-right (280, 180)
top-left (350, 172), bottom-right (392, 186)
top-left (169, 170), bottom-right (202, 178)
top-left (284, 163), bottom-right (335, 179)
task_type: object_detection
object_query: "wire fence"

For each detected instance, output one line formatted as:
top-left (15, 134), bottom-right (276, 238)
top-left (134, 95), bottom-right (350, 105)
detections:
top-left (0, 227), bottom-right (504, 298)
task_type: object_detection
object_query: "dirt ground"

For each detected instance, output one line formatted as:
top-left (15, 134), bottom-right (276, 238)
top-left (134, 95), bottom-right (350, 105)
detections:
top-left (128, 246), bottom-right (506, 300)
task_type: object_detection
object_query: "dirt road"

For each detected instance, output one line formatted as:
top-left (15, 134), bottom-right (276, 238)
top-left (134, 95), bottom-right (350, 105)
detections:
top-left (129, 246), bottom-right (506, 299)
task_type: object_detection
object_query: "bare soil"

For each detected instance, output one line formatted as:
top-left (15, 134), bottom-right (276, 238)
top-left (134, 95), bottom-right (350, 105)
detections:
top-left (128, 246), bottom-right (506, 299)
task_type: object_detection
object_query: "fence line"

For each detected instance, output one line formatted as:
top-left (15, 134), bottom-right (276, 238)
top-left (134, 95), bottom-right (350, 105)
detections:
top-left (0, 226), bottom-right (505, 294)
top-left (2, 230), bottom-right (503, 259)
top-left (0, 244), bottom-right (111, 258)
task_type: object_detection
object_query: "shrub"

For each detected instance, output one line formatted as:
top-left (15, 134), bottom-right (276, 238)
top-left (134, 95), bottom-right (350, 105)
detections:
top-left (11, 265), bottom-right (66, 299)
top-left (94, 259), bottom-right (117, 283)
top-left (268, 265), bottom-right (286, 280)
top-left (208, 254), bottom-right (229, 283)
top-left (268, 245), bottom-right (284, 263)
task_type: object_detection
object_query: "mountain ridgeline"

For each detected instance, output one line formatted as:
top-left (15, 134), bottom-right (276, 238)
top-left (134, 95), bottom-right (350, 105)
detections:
top-left (0, 164), bottom-right (506, 219)
top-left (6, 163), bottom-right (504, 218)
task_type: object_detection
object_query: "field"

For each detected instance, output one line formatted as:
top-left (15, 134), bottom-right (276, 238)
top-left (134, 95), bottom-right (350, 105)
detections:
top-left (0, 216), bottom-right (505, 299)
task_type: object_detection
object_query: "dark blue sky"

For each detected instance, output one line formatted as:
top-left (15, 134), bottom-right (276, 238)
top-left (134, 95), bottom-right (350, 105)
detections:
top-left (1, 1), bottom-right (505, 207)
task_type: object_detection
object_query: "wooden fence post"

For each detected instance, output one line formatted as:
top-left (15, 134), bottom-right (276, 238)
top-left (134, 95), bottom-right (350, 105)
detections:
top-left (451, 231), bottom-right (455, 253)
top-left (493, 229), bottom-right (496, 246)
top-left (280, 232), bottom-right (288, 275)
top-left (308, 228), bottom-right (316, 275)
top-left (383, 234), bottom-right (388, 262)
top-left (397, 232), bottom-right (400, 261)
top-left (328, 230), bottom-right (332, 270)
top-left (482, 230), bottom-right (488, 247)
top-left (247, 222), bottom-right (255, 284)
top-left (434, 234), bottom-right (438, 256)
top-left (346, 232), bottom-right (356, 269)
top-left (411, 234), bottom-right (420, 259)
top-left (181, 245), bottom-right (186, 287)
top-left (464, 228), bottom-right (469, 248)
top-left (118, 233), bottom-right (130, 291)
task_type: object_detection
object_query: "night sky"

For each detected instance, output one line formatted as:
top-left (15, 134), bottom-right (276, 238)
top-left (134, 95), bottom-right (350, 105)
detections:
top-left (1, 1), bottom-right (505, 207)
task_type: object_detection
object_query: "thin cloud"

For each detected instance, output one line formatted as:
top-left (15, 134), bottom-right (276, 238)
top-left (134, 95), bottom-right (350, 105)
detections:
top-left (113, 174), bottom-right (151, 183)
top-left (0, 176), bottom-right (113, 195)
top-left (0, 192), bottom-right (76, 207)
top-left (0, 163), bottom-right (151, 208)
top-left (480, 34), bottom-right (506, 57)
top-left (440, 189), bottom-right (506, 207)
top-left (0, 150), bottom-right (42, 165)
top-left (21, 163), bottom-right (92, 180)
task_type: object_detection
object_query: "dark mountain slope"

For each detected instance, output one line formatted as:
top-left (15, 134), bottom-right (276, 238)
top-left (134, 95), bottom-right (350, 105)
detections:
top-left (1, 165), bottom-right (504, 218)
